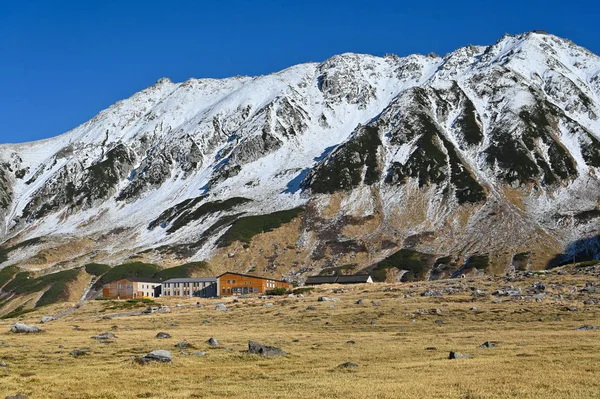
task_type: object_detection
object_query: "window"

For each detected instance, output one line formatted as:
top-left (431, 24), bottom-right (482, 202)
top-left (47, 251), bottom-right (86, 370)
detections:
top-left (117, 284), bottom-right (122, 289)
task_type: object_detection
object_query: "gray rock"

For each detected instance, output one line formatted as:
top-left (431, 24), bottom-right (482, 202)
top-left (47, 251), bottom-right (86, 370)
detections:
top-left (0, 361), bottom-right (7, 367)
top-left (306, 305), bottom-right (316, 310)
top-left (92, 332), bottom-right (116, 340)
top-left (355, 299), bottom-right (364, 305)
top-left (346, 340), bottom-right (356, 344)
top-left (10, 323), bottom-right (42, 334)
top-left (479, 341), bottom-right (495, 349)
top-left (264, 303), bottom-right (273, 307)
top-left (158, 306), bottom-right (171, 313)
top-left (247, 341), bottom-right (286, 357)
top-left (193, 351), bottom-right (207, 356)
top-left (576, 325), bottom-right (599, 331)
top-left (421, 290), bottom-right (443, 297)
top-left (40, 316), bottom-right (55, 324)
top-left (175, 340), bottom-right (193, 349)
top-left (337, 362), bottom-right (359, 368)
top-left (70, 348), bottom-right (90, 357)
top-left (206, 337), bottom-right (219, 347)
top-left (139, 350), bottom-right (173, 363)
top-left (155, 332), bottom-right (171, 339)
top-left (448, 351), bottom-right (472, 359)
top-left (318, 297), bottom-right (339, 302)
top-left (215, 303), bottom-right (228, 311)
top-left (5, 394), bottom-right (29, 399)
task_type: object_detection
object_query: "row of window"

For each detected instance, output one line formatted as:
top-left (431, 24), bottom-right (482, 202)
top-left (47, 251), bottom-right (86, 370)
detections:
top-left (164, 282), bottom-right (213, 288)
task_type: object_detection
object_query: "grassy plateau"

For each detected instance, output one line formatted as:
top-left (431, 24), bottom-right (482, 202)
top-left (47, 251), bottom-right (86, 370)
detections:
top-left (0, 266), bottom-right (598, 398)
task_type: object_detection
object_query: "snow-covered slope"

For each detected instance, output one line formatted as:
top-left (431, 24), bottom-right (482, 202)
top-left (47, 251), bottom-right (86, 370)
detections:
top-left (2, 31), bottom-right (600, 282)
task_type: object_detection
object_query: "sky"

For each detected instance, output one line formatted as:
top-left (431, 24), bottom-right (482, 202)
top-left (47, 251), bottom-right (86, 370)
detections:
top-left (1, 0), bottom-right (599, 144)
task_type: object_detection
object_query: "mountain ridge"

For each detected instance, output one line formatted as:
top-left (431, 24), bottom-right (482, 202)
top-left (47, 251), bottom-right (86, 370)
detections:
top-left (1, 31), bottom-right (600, 299)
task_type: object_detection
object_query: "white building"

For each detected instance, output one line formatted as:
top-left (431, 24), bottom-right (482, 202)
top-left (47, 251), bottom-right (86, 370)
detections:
top-left (161, 278), bottom-right (219, 298)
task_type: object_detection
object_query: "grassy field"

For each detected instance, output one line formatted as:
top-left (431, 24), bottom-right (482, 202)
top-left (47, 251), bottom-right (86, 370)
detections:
top-left (0, 268), bottom-right (599, 398)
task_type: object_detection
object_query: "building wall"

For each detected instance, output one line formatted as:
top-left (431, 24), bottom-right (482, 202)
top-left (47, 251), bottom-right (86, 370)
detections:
top-left (102, 279), bottom-right (135, 299)
top-left (133, 282), bottom-right (161, 298)
top-left (218, 273), bottom-right (291, 296)
top-left (161, 281), bottom-right (218, 298)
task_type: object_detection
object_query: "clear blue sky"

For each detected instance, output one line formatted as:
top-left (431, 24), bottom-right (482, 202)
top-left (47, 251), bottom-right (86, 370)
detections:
top-left (1, 0), bottom-right (599, 144)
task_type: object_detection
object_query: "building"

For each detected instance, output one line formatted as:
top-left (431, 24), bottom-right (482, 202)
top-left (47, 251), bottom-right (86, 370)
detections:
top-left (217, 272), bottom-right (292, 296)
top-left (161, 278), bottom-right (219, 298)
top-left (305, 274), bottom-right (373, 286)
top-left (102, 277), bottom-right (162, 299)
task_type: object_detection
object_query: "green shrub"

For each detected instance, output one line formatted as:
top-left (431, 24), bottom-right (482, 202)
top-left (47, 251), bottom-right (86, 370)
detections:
top-left (265, 288), bottom-right (290, 296)
top-left (372, 248), bottom-right (436, 282)
top-left (84, 263), bottom-right (111, 276)
top-left (217, 208), bottom-right (303, 247)
top-left (0, 266), bottom-right (19, 288)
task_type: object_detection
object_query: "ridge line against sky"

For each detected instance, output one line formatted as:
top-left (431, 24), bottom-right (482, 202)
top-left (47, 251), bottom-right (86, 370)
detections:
top-left (1, 0), bottom-right (599, 144)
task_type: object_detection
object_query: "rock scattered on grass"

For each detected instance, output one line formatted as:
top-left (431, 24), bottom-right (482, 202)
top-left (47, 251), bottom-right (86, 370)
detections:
top-left (138, 350), bottom-right (173, 364)
top-left (40, 316), bottom-right (55, 324)
top-left (247, 341), bottom-right (286, 357)
top-left (479, 341), bottom-right (495, 349)
top-left (337, 362), bottom-right (359, 369)
top-left (175, 340), bottom-right (194, 349)
top-left (92, 332), bottom-right (116, 340)
top-left (70, 348), bottom-right (90, 357)
top-left (155, 332), bottom-right (171, 339)
top-left (576, 325), bottom-right (598, 331)
top-left (5, 394), bottom-right (29, 399)
top-left (206, 337), bottom-right (219, 347)
top-left (448, 351), bottom-right (472, 359)
top-left (215, 303), bottom-right (228, 311)
top-left (10, 323), bottom-right (42, 334)
top-left (318, 297), bottom-right (339, 302)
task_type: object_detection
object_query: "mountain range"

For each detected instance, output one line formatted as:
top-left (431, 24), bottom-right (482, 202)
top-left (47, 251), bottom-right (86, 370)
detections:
top-left (2, 31), bottom-right (600, 296)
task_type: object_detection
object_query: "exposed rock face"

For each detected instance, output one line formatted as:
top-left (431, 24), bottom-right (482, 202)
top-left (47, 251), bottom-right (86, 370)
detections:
top-left (2, 32), bottom-right (600, 291)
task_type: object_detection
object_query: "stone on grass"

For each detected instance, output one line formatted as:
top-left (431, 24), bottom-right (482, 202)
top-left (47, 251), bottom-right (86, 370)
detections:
top-left (92, 332), bottom-right (116, 340)
top-left (138, 350), bottom-right (172, 364)
top-left (355, 299), bottom-right (364, 305)
top-left (0, 361), bottom-right (7, 367)
top-left (155, 332), bottom-right (171, 339)
top-left (175, 340), bottom-right (194, 349)
top-left (318, 297), bottom-right (339, 302)
top-left (306, 306), bottom-right (317, 310)
top-left (337, 362), bottom-right (359, 369)
top-left (5, 394), bottom-right (29, 399)
top-left (576, 325), bottom-right (599, 331)
top-left (40, 316), bottom-right (55, 324)
top-left (70, 348), bottom-right (90, 357)
top-left (247, 341), bottom-right (286, 357)
top-left (448, 351), bottom-right (472, 359)
top-left (10, 323), bottom-right (42, 334)
top-left (206, 337), bottom-right (219, 347)
top-left (479, 341), bottom-right (495, 349)
top-left (193, 351), bottom-right (207, 357)
top-left (215, 303), bottom-right (228, 311)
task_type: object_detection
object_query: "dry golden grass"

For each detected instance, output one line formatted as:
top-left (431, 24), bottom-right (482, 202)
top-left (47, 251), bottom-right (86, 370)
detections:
top-left (0, 270), bottom-right (599, 398)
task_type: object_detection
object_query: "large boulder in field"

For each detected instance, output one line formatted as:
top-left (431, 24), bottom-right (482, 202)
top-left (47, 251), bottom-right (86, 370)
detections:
top-left (138, 350), bottom-right (173, 364)
top-left (247, 341), bottom-right (286, 357)
top-left (10, 323), bottom-right (43, 334)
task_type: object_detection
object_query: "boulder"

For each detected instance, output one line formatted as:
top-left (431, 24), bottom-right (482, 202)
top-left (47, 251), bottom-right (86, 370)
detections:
top-left (175, 340), bottom-right (193, 349)
top-left (155, 332), bottom-right (171, 339)
top-left (139, 350), bottom-right (173, 364)
top-left (70, 348), bottom-right (90, 357)
top-left (355, 299), bottom-right (364, 305)
top-left (306, 306), bottom-right (317, 310)
top-left (448, 351), bottom-right (472, 359)
top-left (40, 316), bottom-right (55, 324)
top-left (5, 394), bottom-right (29, 399)
top-left (317, 297), bottom-right (340, 302)
top-left (215, 303), bottom-right (228, 311)
top-left (206, 337), bottom-right (219, 347)
top-left (0, 361), bottom-right (7, 367)
top-left (247, 341), bottom-right (286, 357)
top-left (576, 325), bottom-right (599, 331)
top-left (337, 362), bottom-right (359, 369)
top-left (10, 323), bottom-right (42, 334)
top-left (92, 332), bottom-right (116, 340)
top-left (479, 341), bottom-right (495, 349)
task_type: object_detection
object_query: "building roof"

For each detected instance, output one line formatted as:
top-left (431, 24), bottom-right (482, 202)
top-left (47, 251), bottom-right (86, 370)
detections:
top-left (162, 277), bottom-right (218, 283)
top-left (336, 275), bottom-right (372, 283)
top-left (217, 272), bottom-right (289, 283)
top-left (305, 276), bottom-right (339, 285)
top-left (125, 277), bottom-right (162, 284)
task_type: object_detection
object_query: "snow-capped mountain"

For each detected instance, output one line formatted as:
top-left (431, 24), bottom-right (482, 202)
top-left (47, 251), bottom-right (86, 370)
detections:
top-left (2, 31), bottom-right (600, 282)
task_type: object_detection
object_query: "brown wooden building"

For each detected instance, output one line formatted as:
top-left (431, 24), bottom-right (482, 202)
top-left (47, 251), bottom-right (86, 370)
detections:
top-left (217, 272), bottom-right (291, 296)
top-left (102, 277), bottom-right (162, 299)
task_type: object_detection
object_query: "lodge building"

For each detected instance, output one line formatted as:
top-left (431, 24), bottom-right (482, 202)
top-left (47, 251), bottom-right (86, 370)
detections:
top-left (217, 272), bottom-right (292, 296)
top-left (102, 277), bottom-right (162, 299)
top-left (161, 278), bottom-right (218, 298)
